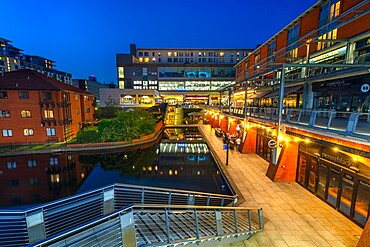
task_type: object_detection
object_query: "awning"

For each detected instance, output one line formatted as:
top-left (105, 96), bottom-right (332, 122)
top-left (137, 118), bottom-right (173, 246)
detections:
top-left (263, 85), bottom-right (303, 98)
top-left (249, 91), bottom-right (272, 99)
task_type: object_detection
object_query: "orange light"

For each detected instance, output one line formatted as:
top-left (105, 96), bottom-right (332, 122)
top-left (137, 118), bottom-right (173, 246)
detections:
top-left (333, 147), bottom-right (339, 152)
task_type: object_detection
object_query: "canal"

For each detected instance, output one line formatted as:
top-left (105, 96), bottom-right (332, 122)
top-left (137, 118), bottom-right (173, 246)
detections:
top-left (0, 127), bottom-right (231, 209)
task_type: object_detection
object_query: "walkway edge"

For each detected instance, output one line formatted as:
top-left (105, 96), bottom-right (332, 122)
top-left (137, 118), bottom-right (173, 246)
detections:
top-left (199, 125), bottom-right (245, 206)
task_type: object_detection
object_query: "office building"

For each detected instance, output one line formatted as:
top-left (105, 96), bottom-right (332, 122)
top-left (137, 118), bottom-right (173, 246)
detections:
top-left (112, 44), bottom-right (252, 106)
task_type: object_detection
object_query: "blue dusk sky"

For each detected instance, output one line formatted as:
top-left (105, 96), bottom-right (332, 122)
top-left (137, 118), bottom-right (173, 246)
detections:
top-left (3, 0), bottom-right (318, 84)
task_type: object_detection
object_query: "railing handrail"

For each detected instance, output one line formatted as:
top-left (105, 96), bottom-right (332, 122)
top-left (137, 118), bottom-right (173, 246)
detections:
top-left (0, 182), bottom-right (237, 213)
top-left (29, 204), bottom-right (135, 247)
top-left (133, 204), bottom-right (262, 211)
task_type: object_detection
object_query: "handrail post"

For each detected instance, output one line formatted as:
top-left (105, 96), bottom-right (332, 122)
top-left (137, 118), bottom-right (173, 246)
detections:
top-left (168, 191), bottom-right (172, 205)
top-left (194, 208), bottom-right (200, 240)
top-left (258, 208), bottom-right (264, 230)
top-left (165, 208), bottom-right (171, 244)
top-left (233, 210), bottom-right (238, 233)
top-left (247, 210), bottom-right (252, 232)
top-left (214, 209), bottom-right (223, 236)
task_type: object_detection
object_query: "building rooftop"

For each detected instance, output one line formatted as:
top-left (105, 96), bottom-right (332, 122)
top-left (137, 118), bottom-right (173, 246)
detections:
top-left (0, 69), bottom-right (88, 94)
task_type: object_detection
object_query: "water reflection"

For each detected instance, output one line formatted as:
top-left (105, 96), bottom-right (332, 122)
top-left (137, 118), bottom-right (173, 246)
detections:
top-left (0, 128), bottom-right (230, 208)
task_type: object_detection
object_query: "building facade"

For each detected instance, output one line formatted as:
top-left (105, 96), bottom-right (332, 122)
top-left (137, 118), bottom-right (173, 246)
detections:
top-left (234, 0), bottom-right (370, 112)
top-left (204, 0), bottom-right (370, 228)
top-left (115, 44), bottom-right (252, 105)
top-left (73, 75), bottom-right (115, 107)
top-left (0, 37), bottom-right (72, 84)
top-left (0, 70), bottom-right (94, 145)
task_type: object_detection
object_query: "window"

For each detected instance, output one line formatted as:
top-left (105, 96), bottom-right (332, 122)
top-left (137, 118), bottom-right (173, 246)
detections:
top-left (133, 72), bottom-right (141, 76)
top-left (23, 128), bottom-right (34, 136)
top-left (167, 52), bottom-right (172, 57)
top-left (7, 161), bottom-right (17, 170)
top-left (2, 129), bottom-right (12, 137)
top-left (138, 52), bottom-right (143, 56)
top-left (49, 157), bottom-right (58, 165)
top-left (317, 28), bottom-right (337, 50)
top-left (76, 108), bottom-right (80, 114)
top-left (21, 110), bottom-right (31, 118)
top-left (268, 41), bottom-right (276, 61)
top-left (0, 91), bottom-right (8, 99)
top-left (144, 52), bottom-right (149, 56)
top-left (86, 108), bottom-right (90, 113)
top-left (167, 58), bottom-right (172, 62)
top-left (50, 174), bottom-right (60, 183)
top-left (118, 67), bottom-right (125, 79)
top-left (0, 110), bottom-right (10, 118)
top-left (27, 160), bottom-right (37, 167)
top-left (29, 178), bottom-right (39, 185)
top-left (44, 110), bottom-right (54, 119)
top-left (174, 58), bottom-right (178, 63)
top-left (46, 128), bottom-right (56, 136)
top-left (42, 92), bottom-right (52, 100)
top-left (287, 23), bottom-right (300, 47)
top-left (18, 91), bottom-right (29, 99)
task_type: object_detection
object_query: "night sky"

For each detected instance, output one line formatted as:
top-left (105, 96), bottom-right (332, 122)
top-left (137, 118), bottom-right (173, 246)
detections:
top-left (3, 0), bottom-right (318, 84)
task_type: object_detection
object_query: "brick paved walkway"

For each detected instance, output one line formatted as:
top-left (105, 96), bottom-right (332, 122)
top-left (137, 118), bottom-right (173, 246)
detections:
top-left (199, 124), bottom-right (363, 247)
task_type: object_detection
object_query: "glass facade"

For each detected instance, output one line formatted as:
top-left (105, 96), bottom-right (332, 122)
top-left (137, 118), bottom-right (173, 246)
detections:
top-left (158, 80), bottom-right (233, 91)
top-left (158, 67), bottom-right (235, 78)
top-left (296, 142), bottom-right (370, 227)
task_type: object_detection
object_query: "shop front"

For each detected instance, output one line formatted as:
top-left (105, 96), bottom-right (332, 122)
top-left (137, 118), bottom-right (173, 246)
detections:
top-left (297, 142), bottom-right (370, 227)
top-left (312, 74), bottom-right (370, 112)
top-left (256, 128), bottom-right (274, 163)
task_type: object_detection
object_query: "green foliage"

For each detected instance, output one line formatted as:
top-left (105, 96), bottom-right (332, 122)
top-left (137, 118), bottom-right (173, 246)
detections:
top-left (77, 109), bottom-right (157, 143)
top-left (76, 128), bottom-right (100, 143)
top-left (94, 96), bottom-right (121, 119)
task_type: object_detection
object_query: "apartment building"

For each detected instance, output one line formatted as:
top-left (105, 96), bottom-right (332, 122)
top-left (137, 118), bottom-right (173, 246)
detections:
top-left (0, 70), bottom-right (94, 145)
top-left (0, 37), bottom-right (72, 84)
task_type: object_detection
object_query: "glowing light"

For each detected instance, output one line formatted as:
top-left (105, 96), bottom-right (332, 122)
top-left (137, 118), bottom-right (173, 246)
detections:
top-left (169, 169), bottom-right (173, 175)
top-left (294, 137), bottom-right (300, 142)
top-left (333, 147), bottom-right (339, 152)
top-left (353, 157), bottom-right (358, 161)
top-left (305, 138), bottom-right (310, 143)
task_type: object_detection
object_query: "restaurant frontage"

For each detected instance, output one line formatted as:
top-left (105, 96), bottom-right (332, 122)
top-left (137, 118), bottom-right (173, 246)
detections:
top-left (297, 141), bottom-right (370, 227)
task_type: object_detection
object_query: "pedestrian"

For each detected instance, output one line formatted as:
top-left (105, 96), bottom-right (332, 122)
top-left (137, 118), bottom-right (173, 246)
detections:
top-left (235, 137), bottom-right (241, 151)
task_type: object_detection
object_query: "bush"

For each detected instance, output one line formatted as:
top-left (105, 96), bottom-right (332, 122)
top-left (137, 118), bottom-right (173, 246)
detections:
top-left (77, 129), bottom-right (100, 143)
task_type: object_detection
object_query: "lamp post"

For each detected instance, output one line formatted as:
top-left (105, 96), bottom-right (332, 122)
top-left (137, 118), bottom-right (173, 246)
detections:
top-left (225, 139), bottom-right (229, 166)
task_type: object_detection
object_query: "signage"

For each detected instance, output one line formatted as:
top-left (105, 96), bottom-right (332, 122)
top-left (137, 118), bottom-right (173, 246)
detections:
top-left (178, 142), bottom-right (186, 149)
top-left (361, 84), bottom-right (370, 93)
top-left (223, 144), bottom-right (228, 150)
top-left (310, 47), bottom-right (346, 63)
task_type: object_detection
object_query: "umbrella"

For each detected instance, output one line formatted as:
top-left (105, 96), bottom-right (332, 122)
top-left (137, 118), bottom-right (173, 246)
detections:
top-left (124, 95), bottom-right (133, 98)
top-left (141, 96), bottom-right (149, 98)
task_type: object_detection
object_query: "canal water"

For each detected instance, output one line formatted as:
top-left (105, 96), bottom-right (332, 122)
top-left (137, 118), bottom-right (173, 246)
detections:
top-left (0, 127), bottom-right (231, 209)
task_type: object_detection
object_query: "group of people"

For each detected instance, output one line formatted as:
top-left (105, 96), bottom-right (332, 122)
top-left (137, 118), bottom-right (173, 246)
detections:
top-left (222, 131), bottom-right (242, 151)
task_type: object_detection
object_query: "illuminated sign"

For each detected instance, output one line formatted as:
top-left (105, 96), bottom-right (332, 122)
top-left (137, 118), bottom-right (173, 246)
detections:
top-left (310, 47), bottom-right (346, 63)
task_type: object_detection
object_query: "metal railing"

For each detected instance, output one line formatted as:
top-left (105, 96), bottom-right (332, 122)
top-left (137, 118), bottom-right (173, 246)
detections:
top-left (0, 183), bottom-right (237, 247)
top-left (134, 204), bottom-right (263, 246)
top-left (29, 204), bottom-right (263, 247)
top-left (210, 106), bottom-right (370, 139)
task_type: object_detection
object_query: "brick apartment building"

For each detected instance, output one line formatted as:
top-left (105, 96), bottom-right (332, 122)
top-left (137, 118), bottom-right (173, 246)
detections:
top-left (0, 70), bottom-right (95, 145)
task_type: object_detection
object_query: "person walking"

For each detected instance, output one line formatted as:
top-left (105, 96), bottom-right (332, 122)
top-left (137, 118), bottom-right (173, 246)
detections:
top-left (235, 137), bottom-right (241, 151)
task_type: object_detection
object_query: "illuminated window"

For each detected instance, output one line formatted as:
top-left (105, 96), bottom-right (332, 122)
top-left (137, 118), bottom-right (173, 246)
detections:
top-left (138, 57), bottom-right (143, 62)
top-left (144, 57), bottom-right (149, 63)
top-left (220, 52), bottom-right (224, 57)
top-left (21, 110), bottom-right (31, 118)
top-left (44, 110), bottom-right (54, 119)
top-left (174, 52), bottom-right (178, 57)
top-left (118, 67), bottom-right (124, 78)
top-left (23, 128), bottom-right (34, 136)
top-left (289, 48), bottom-right (298, 58)
top-left (152, 57), bottom-right (156, 62)
top-left (50, 174), bottom-right (60, 183)
top-left (167, 52), bottom-right (172, 57)
top-left (237, 52), bottom-right (240, 56)
top-left (119, 81), bottom-right (125, 89)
